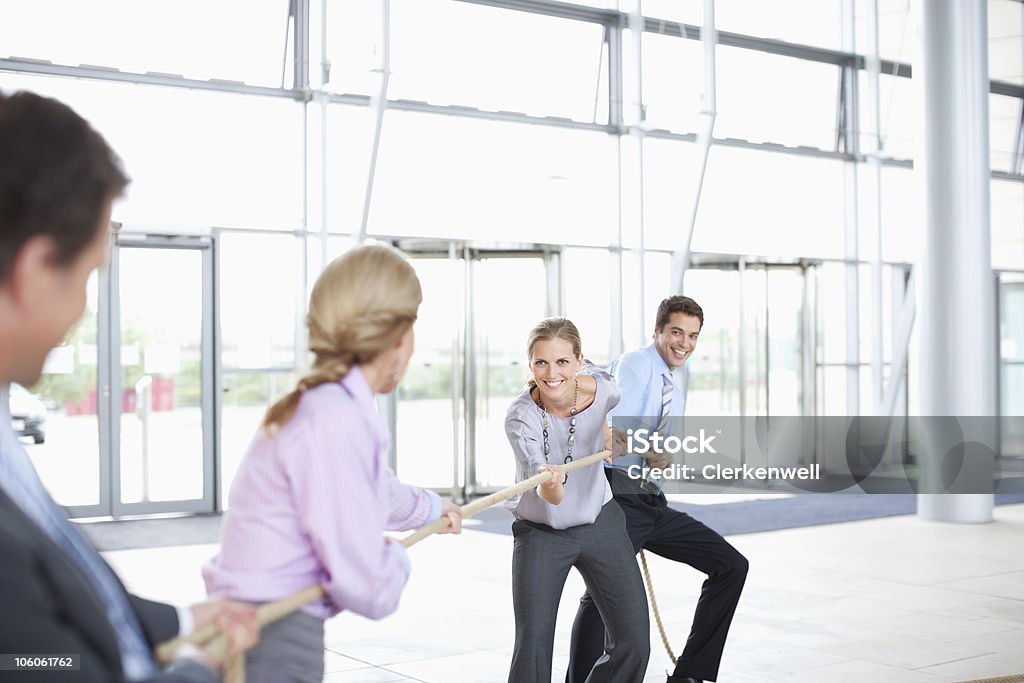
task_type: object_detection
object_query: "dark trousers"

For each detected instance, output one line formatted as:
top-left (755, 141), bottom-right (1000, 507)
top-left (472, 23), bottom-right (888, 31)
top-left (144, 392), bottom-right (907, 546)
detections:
top-left (510, 501), bottom-right (650, 683)
top-left (567, 470), bottom-right (748, 683)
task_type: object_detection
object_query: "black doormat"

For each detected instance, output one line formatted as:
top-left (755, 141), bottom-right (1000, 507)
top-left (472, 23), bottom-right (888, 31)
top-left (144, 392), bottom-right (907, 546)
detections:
top-left (81, 513), bottom-right (223, 552)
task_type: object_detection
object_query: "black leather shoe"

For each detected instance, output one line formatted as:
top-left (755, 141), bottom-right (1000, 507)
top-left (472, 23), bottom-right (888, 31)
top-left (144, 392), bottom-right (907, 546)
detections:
top-left (666, 677), bottom-right (703, 683)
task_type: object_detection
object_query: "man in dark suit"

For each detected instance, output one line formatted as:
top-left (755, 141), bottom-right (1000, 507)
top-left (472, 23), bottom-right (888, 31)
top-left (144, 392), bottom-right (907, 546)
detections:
top-left (0, 90), bottom-right (258, 682)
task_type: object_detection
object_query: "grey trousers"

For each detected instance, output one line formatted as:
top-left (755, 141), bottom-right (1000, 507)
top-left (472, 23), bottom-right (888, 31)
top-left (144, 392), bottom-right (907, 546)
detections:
top-left (509, 501), bottom-right (650, 683)
top-left (244, 609), bottom-right (325, 683)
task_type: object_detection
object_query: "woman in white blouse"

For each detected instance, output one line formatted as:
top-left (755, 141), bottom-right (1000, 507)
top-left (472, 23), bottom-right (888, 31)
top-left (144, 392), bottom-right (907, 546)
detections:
top-left (504, 317), bottom-right (649, 683)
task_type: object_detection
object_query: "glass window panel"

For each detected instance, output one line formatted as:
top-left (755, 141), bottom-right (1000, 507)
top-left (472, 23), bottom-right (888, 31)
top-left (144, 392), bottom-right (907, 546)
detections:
top-left (715, 46), bottom-right (840, 149)
top-left (1002, 276), bottom-right (1024, 364)
top-left (622, 251), bottom-right (646, 350)
top-left (742, 268), bottom-right (768, 417)
top-left (691, 146), bottom-right (845, 258)
top-left (644, 251), bottom-right (671, 335)
top-left (324, 105), bottom-right (375, 233)
top-left (990, 94), bottom-right (1023, 173)
top-left (855, 0), bottom-right (913, 63)
top-left (858, 263), bottom-right (895, 368)
top-left (473, 257), bottom-right (548, 489)
top-left (369, 110), bottom-right (617, 245)
top-left (876, 165), bottom-right (921, 263)
top-left (220, 233), bottom-right (301, 371)
top-left (989, 0), bottom-right (1024, 86)
top-left (821, 366), bottom-right (847, 416)
top-left (858, 72), bottom-right (915, 161)
top-left (117, 248), bottom-right (205, 504)
top-left (26, 274), bottom-right (101, 507)
top-left (991, 180), bottom-right (1024, 271)
top-left (382, 0), bottom-right (606, 122)
top-left (819, 262), bottom-right (847, 366)
top-left (396, 258), bottom-right (460, 488)
top-left (860, 364), bottom-right (884, 416)
top-left (682, 268), bottom-right (742, 416)
top-left (1001, 275), bottom-right (1024, 456)
top-left (325, 0), bottom-right (382, 95)
top-left (767, 268), bottom-right (804, 416)
top-left (1002, 365), bottom-right (1024, 456)
top-left (715, 0), bottom-right (843, 51)
top-left (861, 78), bottom-right (1024, 172)
top-left (644, 136), bottom-right (700, 250)
top-left (643, 33), bottom-right (705, 134)
top-left (0, 74), bottom-right (303, 230)
top-left (564, 249), bottom-right (612, 366)
top-left (620, 134), bottom-right (644, 249)
top-left (0, 0), bottom-right (290, 86)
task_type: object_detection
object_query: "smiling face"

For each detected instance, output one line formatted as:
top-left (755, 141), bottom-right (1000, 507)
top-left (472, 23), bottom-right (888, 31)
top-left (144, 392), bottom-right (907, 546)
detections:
top-left (653, 311), bottom-right (701, 369)
top-left (529, 336), bottom-right (583, 406)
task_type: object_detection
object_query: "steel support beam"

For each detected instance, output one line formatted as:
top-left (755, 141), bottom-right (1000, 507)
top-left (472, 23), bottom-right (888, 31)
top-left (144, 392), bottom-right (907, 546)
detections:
top-left (357, 0), bottom-right (391, 244)
top-left (670, 0), bottom-right (717, 294)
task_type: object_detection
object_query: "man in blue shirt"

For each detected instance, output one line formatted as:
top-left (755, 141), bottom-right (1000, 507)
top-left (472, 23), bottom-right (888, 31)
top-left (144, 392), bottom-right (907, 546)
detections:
top-left (0, 90), bottom-right (258, 682)
top-left (567, 296), bottom-right (747, 683)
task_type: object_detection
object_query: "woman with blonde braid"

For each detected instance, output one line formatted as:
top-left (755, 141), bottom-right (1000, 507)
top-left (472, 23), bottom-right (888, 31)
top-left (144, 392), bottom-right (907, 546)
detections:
top-left (203, 244), bottom-right (462, 683)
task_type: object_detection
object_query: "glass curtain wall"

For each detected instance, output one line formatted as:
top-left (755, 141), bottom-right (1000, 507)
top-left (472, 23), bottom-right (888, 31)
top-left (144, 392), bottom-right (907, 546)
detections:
top-left (3, 0), bottom-right (1022, 509)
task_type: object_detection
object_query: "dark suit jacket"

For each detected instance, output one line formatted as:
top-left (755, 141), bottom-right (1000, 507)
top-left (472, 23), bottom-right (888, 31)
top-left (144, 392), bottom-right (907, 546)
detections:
top-left (0, 489), bottom-right (215, 682)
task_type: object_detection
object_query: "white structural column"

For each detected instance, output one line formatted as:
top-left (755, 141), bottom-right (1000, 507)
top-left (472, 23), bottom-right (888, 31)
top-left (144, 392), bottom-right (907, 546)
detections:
top-left (914, 0), bottom-right (996, 522)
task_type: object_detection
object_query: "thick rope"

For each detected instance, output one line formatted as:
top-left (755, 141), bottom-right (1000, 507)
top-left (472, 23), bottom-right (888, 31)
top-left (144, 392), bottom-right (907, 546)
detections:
top-left (400, 448), bottom-right (612, 547)
top-left (957, 676), bottom-right (1024, 683)
top-left (158, 449), bottom-right (613, 681)
top-left (639, 549), bottom-right (677, 665)
top-left (222, 652), bottom-right (244, 682)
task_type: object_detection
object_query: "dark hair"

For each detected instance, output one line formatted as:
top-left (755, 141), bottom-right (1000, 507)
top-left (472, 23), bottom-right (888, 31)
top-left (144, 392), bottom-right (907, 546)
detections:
top-left (0, 90), bottom-right (129, 281)
top-left (655, 295), bottom-right (704, 330)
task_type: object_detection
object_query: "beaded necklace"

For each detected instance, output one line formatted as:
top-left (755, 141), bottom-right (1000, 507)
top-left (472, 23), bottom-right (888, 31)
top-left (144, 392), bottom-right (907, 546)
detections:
top-left (535, 378), bottom-right (578, 484)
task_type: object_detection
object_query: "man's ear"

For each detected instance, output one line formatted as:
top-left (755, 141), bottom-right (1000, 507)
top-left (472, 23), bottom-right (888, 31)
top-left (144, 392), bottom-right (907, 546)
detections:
top-left (7, 235), bottom-right (57, 310)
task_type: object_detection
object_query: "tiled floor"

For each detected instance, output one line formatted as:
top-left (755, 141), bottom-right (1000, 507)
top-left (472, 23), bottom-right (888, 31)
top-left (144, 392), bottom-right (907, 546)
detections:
top-left (104, 503), bottom-right (1024, 683)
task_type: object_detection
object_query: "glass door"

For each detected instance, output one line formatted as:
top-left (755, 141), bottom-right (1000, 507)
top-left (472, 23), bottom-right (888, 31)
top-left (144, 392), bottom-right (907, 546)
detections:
top-left (394, 252), bottom-right (463, 492)
top-left (683, 259), bottom-right (815, 419)
top-left (396, 242), bottom-right (558, 500)
top-left (468, 254), bottom-right (551, 494)
top-left (108, 236), bottom-right (216, 515)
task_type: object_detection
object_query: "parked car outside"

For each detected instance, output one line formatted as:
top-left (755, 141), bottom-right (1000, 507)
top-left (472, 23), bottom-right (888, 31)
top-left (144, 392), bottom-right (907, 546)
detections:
top-left (9, 383), bottom-right (46, 444)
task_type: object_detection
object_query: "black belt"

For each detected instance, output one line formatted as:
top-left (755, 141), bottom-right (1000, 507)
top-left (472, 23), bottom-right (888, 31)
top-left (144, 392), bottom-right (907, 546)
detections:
top-left (606, 468), bottom-right (662, 497)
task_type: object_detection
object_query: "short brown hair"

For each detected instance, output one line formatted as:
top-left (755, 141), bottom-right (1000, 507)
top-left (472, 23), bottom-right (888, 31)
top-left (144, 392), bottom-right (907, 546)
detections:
top-left (655, 295), bottom-right (704, 330)
top-left (0, 91), bottom-right (129, 281)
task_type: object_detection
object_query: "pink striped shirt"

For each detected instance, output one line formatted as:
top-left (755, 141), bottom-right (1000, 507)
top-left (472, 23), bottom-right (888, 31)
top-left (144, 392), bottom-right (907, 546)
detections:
top-left (203, 366), bottom-right (440, 620)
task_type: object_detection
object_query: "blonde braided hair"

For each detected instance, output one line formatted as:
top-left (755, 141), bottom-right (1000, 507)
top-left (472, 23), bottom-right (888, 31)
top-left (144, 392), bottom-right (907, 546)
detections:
top-left (262, 244), bottom-right (421, 431)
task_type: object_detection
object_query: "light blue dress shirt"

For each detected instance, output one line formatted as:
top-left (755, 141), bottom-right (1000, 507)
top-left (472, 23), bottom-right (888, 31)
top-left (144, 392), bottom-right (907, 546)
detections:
top-left (605, 343), bottom-right (686, 491)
